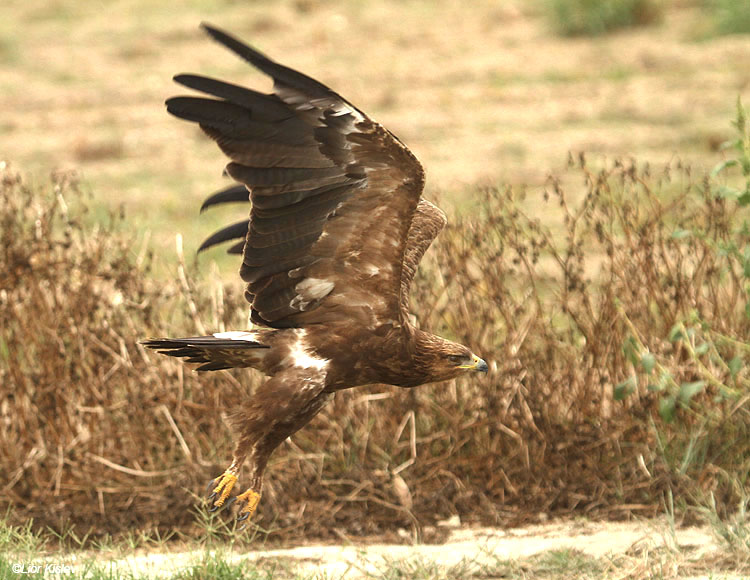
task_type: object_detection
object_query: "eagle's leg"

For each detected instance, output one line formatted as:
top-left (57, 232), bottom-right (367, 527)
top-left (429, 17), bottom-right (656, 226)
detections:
top-left (229, 390), bottom-right (334, 523)
top-left (204, 430), bottom-right (281, 521)
top-left (207, 459), bottom-right (242, 511)
top-left (206, 428), bottom-right (260, 513)
top-left (233, 449), bottom-right (268, 522)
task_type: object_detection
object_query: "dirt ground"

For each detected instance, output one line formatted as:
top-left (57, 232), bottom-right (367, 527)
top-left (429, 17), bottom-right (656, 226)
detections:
top-left (70, 520), bottom-right (742, 579)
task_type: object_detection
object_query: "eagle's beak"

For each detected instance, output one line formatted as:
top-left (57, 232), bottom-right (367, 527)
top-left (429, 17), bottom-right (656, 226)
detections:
top-left (460, 355), bottom-right (489, 373)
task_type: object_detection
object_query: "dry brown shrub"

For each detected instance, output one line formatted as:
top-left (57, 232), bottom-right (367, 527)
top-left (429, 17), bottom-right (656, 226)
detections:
top-left (1, 157), bottom-right (748, 544)
top-left (0, 167), bottom-right (251, 536)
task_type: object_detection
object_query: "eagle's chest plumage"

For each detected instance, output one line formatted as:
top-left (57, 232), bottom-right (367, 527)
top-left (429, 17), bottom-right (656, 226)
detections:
top-left (297, 322), bottom-right (417, 389)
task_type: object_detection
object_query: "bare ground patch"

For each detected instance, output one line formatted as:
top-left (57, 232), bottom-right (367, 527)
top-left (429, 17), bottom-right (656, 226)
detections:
top-left (32, 520), bottom-right (746, 579)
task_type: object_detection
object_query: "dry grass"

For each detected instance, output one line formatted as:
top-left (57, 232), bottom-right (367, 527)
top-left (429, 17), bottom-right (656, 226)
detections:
top-left (2, 138), bottom-right (748, 544)
top-left (0, 166), bottom-right (249, 536)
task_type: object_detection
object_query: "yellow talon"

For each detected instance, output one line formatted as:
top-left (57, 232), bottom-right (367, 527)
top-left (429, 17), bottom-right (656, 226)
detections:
top-left (211, 472), bottom-right (238, 507)
top-left (236, 489), bottom-right (261, 518)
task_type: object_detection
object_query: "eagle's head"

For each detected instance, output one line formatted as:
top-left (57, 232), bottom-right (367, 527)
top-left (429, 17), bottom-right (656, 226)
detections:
top-left (413, 331), bottom-right (488, 384)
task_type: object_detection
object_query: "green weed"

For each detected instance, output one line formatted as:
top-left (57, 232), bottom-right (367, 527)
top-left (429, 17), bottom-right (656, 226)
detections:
top-left (543, 0), bottom-right (663, 36)
top-left (709, 0), bottom-right (750, 36)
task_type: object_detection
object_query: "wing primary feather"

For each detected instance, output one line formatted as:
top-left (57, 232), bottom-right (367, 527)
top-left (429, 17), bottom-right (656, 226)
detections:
top-left (200, 23), bottom-right (334, 98)
top-left (166, 97), bottom-right (311, 144)
top-left (227, 240), bottom-right (245, 254)
top-left (200, 184), bottom-right (249, 213)
top-left (173, 74), bottom-right (293, 121)
top-left (198, 220), bottom-right (249, 253)
top-left (196, 362), bottom-right (234, 371)
top-left (166, 96), bottom-right (248, 127)
top-left (225, 164), bottom-right (345, 188)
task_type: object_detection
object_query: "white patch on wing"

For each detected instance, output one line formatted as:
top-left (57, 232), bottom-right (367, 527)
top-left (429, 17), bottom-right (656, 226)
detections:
top-left (330, 102), bottom-right (365, 124)
top-left (289, 329), bottom-right (328, 372)
top-left (212, 331), bottom-right (259, 342)
top-left (277, 87), bottom-right (365, 125)
top-left (365, 264), bottom-right (380, 276)
top-left (296, 278), bottom-right (334, 299)
top-left (290, 277), bottom-right (334, 311)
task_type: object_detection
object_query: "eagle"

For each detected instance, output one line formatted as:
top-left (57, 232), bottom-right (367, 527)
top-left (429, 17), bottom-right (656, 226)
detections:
top-left (144, 23), bottom-right (488, 523)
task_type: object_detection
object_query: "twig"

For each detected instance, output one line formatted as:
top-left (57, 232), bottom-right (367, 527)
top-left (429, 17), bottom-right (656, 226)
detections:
top-left (175, 233), bottom-right (206, 335)
top-left (88, 453), bottom-right (176, 477)
top-left (393, 410), bottom-right (417, 476)
top-left (158, 404), bottom-right (192, 462)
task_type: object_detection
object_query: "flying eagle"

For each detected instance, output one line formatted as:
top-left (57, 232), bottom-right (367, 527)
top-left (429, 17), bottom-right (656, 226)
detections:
top-left (144, 23), bottom-right (488, 523)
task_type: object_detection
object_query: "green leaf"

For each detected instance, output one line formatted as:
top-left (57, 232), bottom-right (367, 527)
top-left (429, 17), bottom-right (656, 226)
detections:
top-left (729, 356), bottom-right (743, 379)
top-left (711, 159), bottom-right (738, 177)
top-left (622, 335), bottom-right (639, 367)
top-left (671, 229), bottom-right (692, 240)
top-left (648, 370), bottom-right (671, 392)
top-left (735, 96), bottom-right (746, 134)
top-left (668, 324), bottom-right (685, 342)
top-left (641, 352), bottom-right (656, 374)
top-left (659, 396), bottom-right (676, 423)
top-left (614, 376), bottom-right (636, 401)
top-left (695, 342), bottom-right (710, 356)
top-left (678, 381), bottom-right (705, 407)
top-left (716, 185), bottom-right (741, 200)
top-left (718, 137), bottom-right (742, 152)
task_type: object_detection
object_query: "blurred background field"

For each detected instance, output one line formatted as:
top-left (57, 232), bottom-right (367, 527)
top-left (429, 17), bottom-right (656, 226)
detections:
top-left (2, 0), bottom-right (750, 574)
top-left (3, 0), bottom-right (749, 260)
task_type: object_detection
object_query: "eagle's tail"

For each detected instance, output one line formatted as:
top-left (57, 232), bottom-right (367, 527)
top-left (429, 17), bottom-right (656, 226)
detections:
top-left (141, 331), bottom-right (269, 371)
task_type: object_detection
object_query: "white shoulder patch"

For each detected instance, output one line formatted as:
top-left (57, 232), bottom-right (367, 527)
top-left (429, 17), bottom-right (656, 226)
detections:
top-left (289, 329), bottom-right (329, 372)
top-left (212, 331), bottom-right (259, 342)
top-left (291, 277), bottom-right (334, 311)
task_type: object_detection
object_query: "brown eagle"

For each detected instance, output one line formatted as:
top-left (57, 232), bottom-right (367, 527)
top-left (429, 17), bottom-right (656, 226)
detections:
top-left (144, 23), bottom-right (488, 523)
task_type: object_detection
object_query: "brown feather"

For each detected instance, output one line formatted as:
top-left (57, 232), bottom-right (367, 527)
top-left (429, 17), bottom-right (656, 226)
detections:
top-left (400, 199), bottom-right (447, 316)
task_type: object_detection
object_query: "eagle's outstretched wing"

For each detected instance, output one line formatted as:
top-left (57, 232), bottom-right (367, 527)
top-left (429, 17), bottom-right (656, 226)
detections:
top-left (167, 24), bottom-right (430, 330)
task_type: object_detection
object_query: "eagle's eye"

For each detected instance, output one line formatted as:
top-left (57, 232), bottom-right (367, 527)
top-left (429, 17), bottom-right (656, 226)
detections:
top-left (448, 354), bottom-right (468, 365)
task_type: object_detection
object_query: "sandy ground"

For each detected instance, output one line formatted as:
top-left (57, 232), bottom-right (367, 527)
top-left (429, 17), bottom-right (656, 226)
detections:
top-left (50, 520), bottom-right (744, 579)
